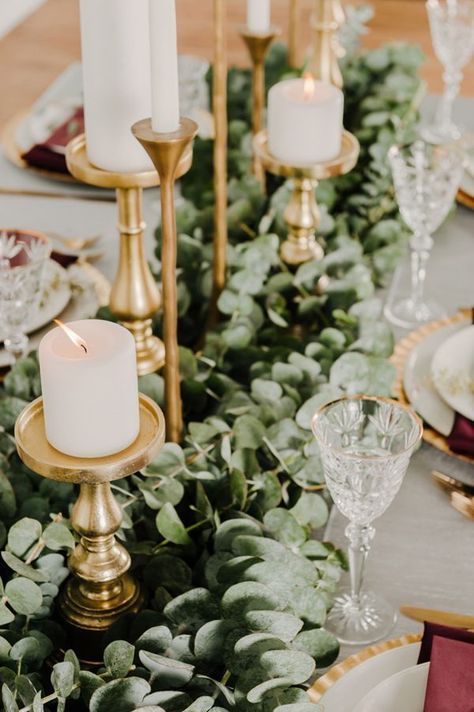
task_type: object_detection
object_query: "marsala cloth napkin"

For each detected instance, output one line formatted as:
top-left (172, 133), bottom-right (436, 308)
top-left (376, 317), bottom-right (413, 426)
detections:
top-left (447, 413), bottom-right (474, 456)
top-left (422, 635), bottom-right (474, 711)
top-left (418, 621), bottom-right (474, 663)
top-left (21, 107), bottom-right (84, 174)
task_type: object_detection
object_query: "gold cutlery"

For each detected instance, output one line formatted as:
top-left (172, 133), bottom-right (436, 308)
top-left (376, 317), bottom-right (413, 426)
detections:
top-left (450, 490), bottom-right (474, 520)
top-left (0, 186), bottom-right (115, 202)
top-left (400, 605), bottom-right (474, 630)
top-left (48, 232), bottom-right (101, 251)
top-left (432, 469), bottom-right (474, 496)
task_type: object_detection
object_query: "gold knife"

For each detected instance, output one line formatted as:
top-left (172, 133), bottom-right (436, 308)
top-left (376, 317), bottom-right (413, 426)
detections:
top-left (400, 605), bottom-right (474, 630)
top-left (432, 470), bottom-right (474, 496)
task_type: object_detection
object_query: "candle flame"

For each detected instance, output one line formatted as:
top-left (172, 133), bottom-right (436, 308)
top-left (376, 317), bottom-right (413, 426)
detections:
top-left (303, 72), bottom-right (316, 101)
top-left (54, 319), bottom-right (88, 354)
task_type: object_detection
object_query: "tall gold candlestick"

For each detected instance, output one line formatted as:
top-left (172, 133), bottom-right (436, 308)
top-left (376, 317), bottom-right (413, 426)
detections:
top-left (132, 118), bottom-right (198, 444)
top-left (15, 395), bottom-right (165, 661)
top-left (240, 26), bottom-right (280, 181)
top-left (212, 0), bottom-right (228, 300)
top-left (254, 129), bottom-right (359, 267)
top-left (66, 136), bottom-right (191, 376)
top-left (308, 0), bottom-right (345, 89)
top-left (288, 0), bottom-right (299, 68)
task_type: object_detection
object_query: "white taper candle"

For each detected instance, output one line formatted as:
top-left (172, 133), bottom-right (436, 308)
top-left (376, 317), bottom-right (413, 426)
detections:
top-left (149, 0), bottom-right (181, 133)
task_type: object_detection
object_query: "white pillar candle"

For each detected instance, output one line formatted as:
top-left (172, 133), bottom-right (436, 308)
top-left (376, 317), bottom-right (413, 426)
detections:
top-left (39, 320), bottom-right (140, 458)
top-left (247, 0), bottom-right (271, 33)
top-left (267, 76), bottom-right (344, 165)
top-left (149, 0), bottom-right (180, 133)
top-left (79, 0), bottom-right (153, 173)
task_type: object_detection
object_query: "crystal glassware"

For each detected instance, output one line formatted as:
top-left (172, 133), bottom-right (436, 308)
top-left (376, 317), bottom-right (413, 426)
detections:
top-left (0, 230), bottom-right (51, 361)
top-left (312, 396), bottom-right (422, 645)
top-left (385, 140), bottom-right (463, 329)
top-left (422, 0), bottom-right (474, 144)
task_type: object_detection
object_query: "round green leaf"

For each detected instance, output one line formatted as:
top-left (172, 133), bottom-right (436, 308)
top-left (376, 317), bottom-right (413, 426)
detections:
top-left (156, 503), bottom-right (192, 546)
top-left (7, 517), bottom-right (42, 558)
top-left (221, 582), bottom-right (283, 619)
top-left (164, 588), bottom-right (219, 633)
top-left (293, 629), bottom-right (339, 667)
top-left (260, 648), bottom-right (315, 684)
top-left (5, 577), bottom-right (43, 615)
top-left (263, 509), bottom-right (306, 547)
top-left (138, 651), bottom-right (194, 688)
top-left (1, 552), bottom-right (48, 582)
top-left (244, 611), bottom-right (303, 642)
top-left (214, 519), bottom-right (262, 552)
top-left (90, 677), bottom-right (151, 712)
top-left (104, 640), bottom-right (135, 678)
top-left (42, 522), bottom-right (75, 551)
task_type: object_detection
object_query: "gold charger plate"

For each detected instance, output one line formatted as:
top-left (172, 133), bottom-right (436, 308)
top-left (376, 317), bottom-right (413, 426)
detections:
top-left (309, 633), bottom-right (422, 702)
top-left (391, 308), bottom-right (474, 463)
top-left (2, 110), bottom-right (77, 184)
top-left (457, 188), bottom-right (474, 210)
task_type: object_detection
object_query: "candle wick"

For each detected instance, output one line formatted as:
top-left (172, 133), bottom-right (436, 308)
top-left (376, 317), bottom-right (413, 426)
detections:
top-left (81, 344), bottom-right (88, 354)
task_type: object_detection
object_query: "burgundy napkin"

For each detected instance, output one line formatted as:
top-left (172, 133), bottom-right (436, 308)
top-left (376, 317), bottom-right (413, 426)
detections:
top-left (447, 413), bottom-right (474, 456)
top-left (423, 635), bottom-right (474, 711)
top-left (21, 107), bottom-right (84, 174)
top-left (418, 621), bottom-right (474, 663)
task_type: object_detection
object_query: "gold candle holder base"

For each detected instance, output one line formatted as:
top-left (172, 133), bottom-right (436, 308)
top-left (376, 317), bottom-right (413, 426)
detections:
top-left (240, 25), bottom-right (281, 181)
top-left (15, 394), bottom-right (165, 660)
top-left (66, 135), bottom-right (191, 376)
top-left (132, 118), bottom-right (198, 444)
top-left (308, 0), bottom-right (345, 89)
top-left (253, 129), bottom-right (360, 266)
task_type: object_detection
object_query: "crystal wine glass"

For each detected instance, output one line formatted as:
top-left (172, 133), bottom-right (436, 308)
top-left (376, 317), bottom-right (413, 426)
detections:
top-left (0, 230), bottom-right (51, 361)
top-left (312, 396), bottom-right (422, 645)
top-left (423, 0), bottom-right (474, 144)
top-left (385, 140), bottom-right (463, 329)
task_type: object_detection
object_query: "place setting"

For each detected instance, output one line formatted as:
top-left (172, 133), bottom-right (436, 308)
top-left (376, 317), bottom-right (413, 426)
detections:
top-left (0, 1), bottom-right (474, 712)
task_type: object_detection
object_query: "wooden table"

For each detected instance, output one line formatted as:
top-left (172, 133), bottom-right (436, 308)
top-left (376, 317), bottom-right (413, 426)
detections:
top-left (0, 0), bottom-right (473, 129)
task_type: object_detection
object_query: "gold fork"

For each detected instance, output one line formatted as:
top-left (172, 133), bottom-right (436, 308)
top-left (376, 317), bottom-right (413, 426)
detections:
top-left (47, 232), bottom-right (101, 251)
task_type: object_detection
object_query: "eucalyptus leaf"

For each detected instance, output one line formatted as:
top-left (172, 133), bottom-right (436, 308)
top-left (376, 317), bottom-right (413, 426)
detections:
top-left (89, 677), bottom-right (151, 712)
top-left (156, 503), bottom-right (192, 546)
top-left (104, 640), bottom-right (135, 678)
top-left (5, 577), bottom-right (43, 615)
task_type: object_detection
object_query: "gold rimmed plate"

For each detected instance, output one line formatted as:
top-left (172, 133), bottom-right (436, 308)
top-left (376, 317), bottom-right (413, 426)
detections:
top-left (391, 308), bottom-right (474, 463)
top-left (309, 633), bottom-right (422, 711)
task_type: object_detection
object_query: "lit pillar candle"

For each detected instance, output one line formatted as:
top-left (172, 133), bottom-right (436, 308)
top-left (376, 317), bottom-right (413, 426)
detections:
top-left (149, 0), bottom-right (180, 133)
top-left (268, 75), bottom-right (344, 164)
top-left (247, 0), bottom-right (271, 33)
top-left (79, 0), bottom-right (153, 173)
top-left (39, 320), bottom-right (140, 458)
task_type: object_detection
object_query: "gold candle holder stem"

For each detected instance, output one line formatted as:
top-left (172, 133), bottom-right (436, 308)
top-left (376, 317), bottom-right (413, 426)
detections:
top-left (308, 0), bottom-right (345, 89)
top-left (288, 0), bottom-right (299, 68)
top-left (15, 395), bottom-right (165, 660)
top-left (240, 27), bottom-right (280, 182)
top-left (132, 118), bottom-right (198, 444)
top-left (254, 129), bottom-right (360, 267)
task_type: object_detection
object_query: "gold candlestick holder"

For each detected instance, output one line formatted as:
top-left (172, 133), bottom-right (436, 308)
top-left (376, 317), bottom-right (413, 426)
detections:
top-left (288, 0), bottom-right (299, 68)
top-left (15, 394), bottom-right (165, 661)
top-left (66, 135), bottom-right (191, 376)
top-left (240, 25), bottom-right (281, 180)
top-left (308, 0), bottom-right (345, 89)
top-left (253, 129), bottom-right (359, 266)
top-left (132, 118), bottom-right (198, 444)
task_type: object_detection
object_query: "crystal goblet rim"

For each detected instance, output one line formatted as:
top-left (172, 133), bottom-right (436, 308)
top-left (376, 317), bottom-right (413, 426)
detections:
top-left (0, 228), bottom-right (51, 270)
top-left (311, 394), bottom-right (423, 460)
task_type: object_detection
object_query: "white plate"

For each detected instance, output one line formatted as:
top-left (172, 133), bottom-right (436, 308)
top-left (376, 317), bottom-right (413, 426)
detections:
top-left (317, 642), bottom-right (421, 712)
top-left (403, 319), bottom-right (469, 436)
top-left (460, 167), bottom-right (474, 200)
top-left (431, 325), bottom-right (474, 421)
top-left (0, 262), bottom-right (104, 367)
top-left (0, 260), bottom-right (71, 342)
top-left (353, 662), bottom-right (429, 712)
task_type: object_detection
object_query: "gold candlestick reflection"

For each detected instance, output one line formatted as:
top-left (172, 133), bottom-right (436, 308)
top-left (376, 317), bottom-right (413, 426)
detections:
top-left (254, 129), bottom-right (359, 266)
top-left (15, 395), bottom-right (165, 661)
top-left (240, 26), bottom-right (280, 181)
top-left (308, 0), bottom-right (345, 89)
top-left (66, 135), bottom-right (190, 376)
top-left (212, 0), bottom-right (228, 302)
top-left (132, 118), bottom-right (198, 444)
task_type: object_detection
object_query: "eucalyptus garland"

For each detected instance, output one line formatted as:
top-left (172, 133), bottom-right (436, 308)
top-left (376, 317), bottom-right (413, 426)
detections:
top-left (0, 23), bottom-right (425, 712)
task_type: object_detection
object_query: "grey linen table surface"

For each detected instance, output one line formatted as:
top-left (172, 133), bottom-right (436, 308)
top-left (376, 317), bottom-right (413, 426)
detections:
top-left (1, 68), bottom-right (474, 665)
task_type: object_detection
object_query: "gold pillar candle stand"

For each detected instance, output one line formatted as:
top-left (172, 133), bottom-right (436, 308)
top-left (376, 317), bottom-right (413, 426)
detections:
top-left (240, 26), bottom-right (281, 180)
top-left (132, 118), bottom-right (198, 445)
top-left (66, 135), bottom-right (191, 376)
top-left (14, 394), bottom-right (165, 661)
top-left (288, 0), bottom-right (299, 68)
top-left (308, 0), bottom-right (345, 89)
top-left (253, 129), bottom-right (359, 266)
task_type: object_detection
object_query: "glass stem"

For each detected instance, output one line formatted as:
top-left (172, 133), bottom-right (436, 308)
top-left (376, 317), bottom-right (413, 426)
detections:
top-left (346, 523), bottom-right (375, 605)
top-left (436, 69), bottom-right (462, 132)
top-left (409, 233), bottom-right (433, 311)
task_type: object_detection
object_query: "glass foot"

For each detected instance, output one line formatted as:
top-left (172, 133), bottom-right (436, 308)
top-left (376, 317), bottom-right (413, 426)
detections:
top-left (420, 122), bottom-right (462, 145)
top-left (325, 588), bottom-right (397, 646)
top-left (384, 297), bottom-right (447, 330)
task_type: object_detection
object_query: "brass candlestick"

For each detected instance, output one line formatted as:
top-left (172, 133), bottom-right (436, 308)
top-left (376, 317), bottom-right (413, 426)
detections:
top-left (254, 129), bottom-right (359, 266)
top-left (212, 0), bottom-right (228, 303)
top-left (308, 0), bottom-right (345, 89)
top-left (132, 118), bottom-right (198, 444)
top-left (288, 0), bottom-right (299, 68)
top-left (15, 394), bottom-right (165, 660)
top-left (240, 25), bottom-right (281, 181)
top-left (66, 135), bottom-right (191, 376)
